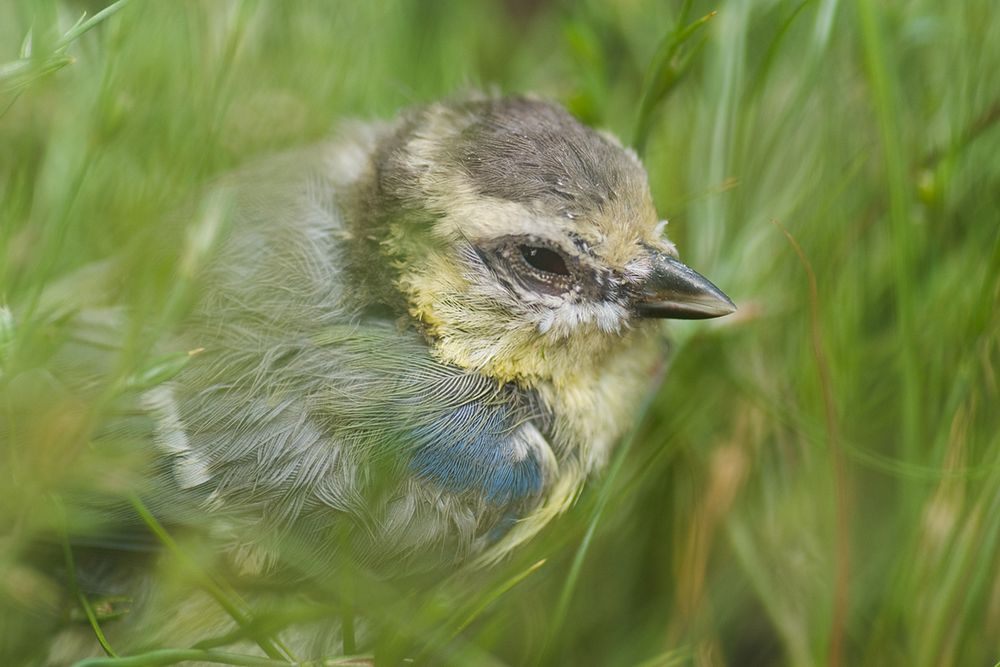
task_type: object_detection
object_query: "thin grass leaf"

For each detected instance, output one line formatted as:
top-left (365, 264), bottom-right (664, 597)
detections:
top-left (447, 559), bottom-right (546, 640)
top-left (71, 648), bottom-right (335, 667)
top-left (745, 0), bottom-right (814, 101)
top-left (771, 220), bottom-right (850, 667)
top-left (855, 0), bottom-right (922, 480)
top-left (56, 0), bottom-right (133, 50)
top-left (633, 9), bottom-right (717, 155)
top-left (58, 500), bottom-right (119, 658)
top-left (0, 0), bottom-right (131, 95)
top-left (128, 496), bottom-right (299, 664)
top-left (537, 365), bottom-right (667, 665)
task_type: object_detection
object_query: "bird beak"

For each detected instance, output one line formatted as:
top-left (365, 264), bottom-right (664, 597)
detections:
top-left (635, 253), bottom-right (736, 320)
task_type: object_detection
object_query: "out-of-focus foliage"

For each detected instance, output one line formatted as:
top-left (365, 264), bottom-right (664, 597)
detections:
top-left (2, 0), bottom-right (999, 665)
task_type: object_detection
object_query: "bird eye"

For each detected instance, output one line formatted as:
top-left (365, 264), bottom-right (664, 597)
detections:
top-left (519, 245), bottom-right (570, 276)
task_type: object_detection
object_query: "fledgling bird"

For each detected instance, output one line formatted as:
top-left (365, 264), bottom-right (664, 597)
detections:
top-left (46, 94), bottom-right (734, 659)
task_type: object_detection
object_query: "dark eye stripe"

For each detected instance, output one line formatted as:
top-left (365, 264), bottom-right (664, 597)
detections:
top-left (519, 245), bottom-right (570, 276)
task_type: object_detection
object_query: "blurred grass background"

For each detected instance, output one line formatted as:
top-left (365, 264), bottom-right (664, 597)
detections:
top-left (2, 0), bottom-right (999, 665)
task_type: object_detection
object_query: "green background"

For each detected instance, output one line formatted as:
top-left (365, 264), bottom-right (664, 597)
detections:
top-left (2, 1), bottom-right (999, 665)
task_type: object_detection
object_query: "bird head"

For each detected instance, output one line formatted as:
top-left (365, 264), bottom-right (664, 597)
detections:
top-left (373, 95), bottom-right (734, 387)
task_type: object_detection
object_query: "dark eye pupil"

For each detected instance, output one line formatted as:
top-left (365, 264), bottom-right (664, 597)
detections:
top-left (519, 245), bottom-right (570, 276)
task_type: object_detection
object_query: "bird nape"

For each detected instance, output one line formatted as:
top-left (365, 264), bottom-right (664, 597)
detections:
top-left (35, 93), bottom-right (734, 663)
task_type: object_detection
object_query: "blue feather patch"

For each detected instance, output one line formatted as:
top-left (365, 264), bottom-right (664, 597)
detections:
top-left (409, 402), bottom-right (543, 505)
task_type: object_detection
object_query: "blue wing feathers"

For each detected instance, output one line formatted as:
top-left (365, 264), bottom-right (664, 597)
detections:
top-left (408, 402), bottom-right (544, 504)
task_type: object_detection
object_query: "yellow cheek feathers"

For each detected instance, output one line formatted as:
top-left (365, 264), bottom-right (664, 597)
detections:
top-left (397, 247), bottom-right (661, 444)
top-left (400, 258), bottom-right (621, 387)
